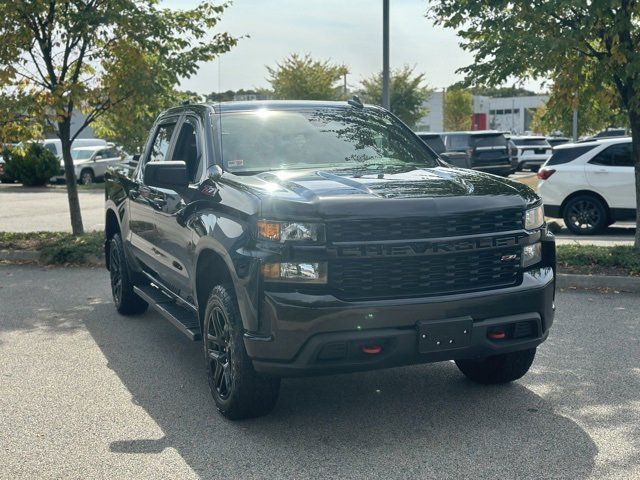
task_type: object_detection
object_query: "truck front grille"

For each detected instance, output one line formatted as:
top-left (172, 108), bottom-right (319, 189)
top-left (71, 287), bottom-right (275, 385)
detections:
top-left (327, 209), bottom-right (523, 243)
top-left (329, 247), bottom-right (521, 300)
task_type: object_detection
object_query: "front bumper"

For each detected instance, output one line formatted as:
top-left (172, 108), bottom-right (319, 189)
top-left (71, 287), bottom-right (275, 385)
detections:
top-left (246, 267), bottom-right (555, 376)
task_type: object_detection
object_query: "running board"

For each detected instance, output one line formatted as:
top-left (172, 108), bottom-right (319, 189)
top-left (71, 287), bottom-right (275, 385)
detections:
top-left (134, 284), bottom-right (201, 341)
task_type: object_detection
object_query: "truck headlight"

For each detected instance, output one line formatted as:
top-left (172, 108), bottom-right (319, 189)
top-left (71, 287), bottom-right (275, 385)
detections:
top-left (522, 242), bottom-right (542, 268)
top-left (257, 221), bottom-right (325, 242)
top-left (261, 262), bottom-right (327, 283)
top-left (524, 205), bottom-right (544, 230)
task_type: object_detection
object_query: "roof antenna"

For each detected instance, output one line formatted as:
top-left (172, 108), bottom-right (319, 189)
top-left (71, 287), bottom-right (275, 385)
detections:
top-left (348, 95), bottom-right (363, 108)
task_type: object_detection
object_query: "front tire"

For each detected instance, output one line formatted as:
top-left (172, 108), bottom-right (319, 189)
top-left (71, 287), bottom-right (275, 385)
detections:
top-left (455, 348), bottom-right (536, 384)
top-left (563, 194), bottom-right (608, 235)
top-left (204, 285), bottom-right (280, 420)
top-left (109, 233), bottom-right (148, 315)
top-left (80, 169), bottom-right (94, 185)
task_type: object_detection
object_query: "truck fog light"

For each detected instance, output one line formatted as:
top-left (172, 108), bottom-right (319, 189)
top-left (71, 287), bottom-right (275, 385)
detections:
top-left (261, 262), bottom-right (327, 283)
top-left (522, 243), bottom-right (542, 268)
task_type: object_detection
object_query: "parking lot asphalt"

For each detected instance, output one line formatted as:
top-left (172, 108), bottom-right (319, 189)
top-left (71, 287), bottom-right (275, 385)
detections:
top-left (0, 184), bottom-right (104, 232)
top-left (0, 265), bottom-right (638, 479)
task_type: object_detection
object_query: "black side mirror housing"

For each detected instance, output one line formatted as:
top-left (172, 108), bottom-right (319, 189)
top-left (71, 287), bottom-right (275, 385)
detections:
top-left (144, 161), bottom-right (189, 190)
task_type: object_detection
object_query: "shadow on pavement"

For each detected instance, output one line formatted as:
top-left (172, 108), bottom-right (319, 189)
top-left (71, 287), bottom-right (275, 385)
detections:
top-left (80, 300), bottom-right (597, 480)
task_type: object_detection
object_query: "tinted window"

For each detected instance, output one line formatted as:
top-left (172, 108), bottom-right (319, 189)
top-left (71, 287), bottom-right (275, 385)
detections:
top-left (418, 135), bottom-right (446, 154)
top-left (590, 143), bottom-right (633, 167)
top-left (170, 117), bottom-right (201, 182)
top-left (102, 148), bottom-right (118, 158)
top-left (148, 123), bottom-right (176, 163)
top-left (71, 149), bottom-right (95, 160)
top-left (512, 139), bottom-right (549, 147)
top-left (471, 134), bottom-right (507, 148)
top-left (547, 145), bottom-right (596, 166)
top-left (44, 143), bottom-right (58, 155)
top-left (219, 108), bottom-right (438, 174)
top-left (448, 134), bottom-right (469, 149)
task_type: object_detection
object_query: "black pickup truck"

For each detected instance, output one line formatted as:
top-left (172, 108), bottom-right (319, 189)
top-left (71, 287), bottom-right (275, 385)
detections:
top-left (105, 100), bottom-right (556, 420)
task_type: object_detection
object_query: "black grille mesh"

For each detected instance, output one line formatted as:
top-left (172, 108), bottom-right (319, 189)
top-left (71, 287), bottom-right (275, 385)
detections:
top-left (329, 247), bottom-right (521, 300)
top-left (327, 209), bottom-right (524, 243)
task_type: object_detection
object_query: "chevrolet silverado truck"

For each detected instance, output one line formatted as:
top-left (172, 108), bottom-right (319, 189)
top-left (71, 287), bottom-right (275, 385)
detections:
top-left (105, 99), bottom-right (556, 420)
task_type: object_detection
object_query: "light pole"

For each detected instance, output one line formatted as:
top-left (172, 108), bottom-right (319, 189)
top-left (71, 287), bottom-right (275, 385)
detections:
top-left (382, 0), bottom-right (390, 110)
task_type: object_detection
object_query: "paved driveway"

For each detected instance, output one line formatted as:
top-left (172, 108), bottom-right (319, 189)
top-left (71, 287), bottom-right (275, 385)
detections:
top-left (0, 184), bottom-right (104, 232)
top-left (1, 265), bottom-right (638, 479)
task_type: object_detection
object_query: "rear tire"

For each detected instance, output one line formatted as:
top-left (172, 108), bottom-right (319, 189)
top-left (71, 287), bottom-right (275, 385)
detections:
top-left (109, 233), bottom-right (148, 315)
top-left (562, 194), bottom-right (608, 235)
top-left (204, 284), bottom-right (280, 420)
top-left (455, 348), bottom-right (536, 384)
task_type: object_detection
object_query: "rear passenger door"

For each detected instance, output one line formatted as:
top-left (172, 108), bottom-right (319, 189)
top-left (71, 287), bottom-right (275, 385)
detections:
top-left (585, 142), bottom-right (635, 210)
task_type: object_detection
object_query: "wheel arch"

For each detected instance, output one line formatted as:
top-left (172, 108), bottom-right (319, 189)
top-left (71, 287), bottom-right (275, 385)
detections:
top-left (195, 249), bottom-right (234, 322)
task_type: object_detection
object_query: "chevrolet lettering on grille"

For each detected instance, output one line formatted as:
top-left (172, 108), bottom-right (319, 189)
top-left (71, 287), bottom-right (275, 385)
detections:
top-left (327, 235), bottom-right (524, 258)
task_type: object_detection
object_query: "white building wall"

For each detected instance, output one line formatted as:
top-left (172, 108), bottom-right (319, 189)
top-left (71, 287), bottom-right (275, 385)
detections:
top-left (415, 91), bottom-right (444, 132)
top-left (485, 95), bottom-right (548, 134)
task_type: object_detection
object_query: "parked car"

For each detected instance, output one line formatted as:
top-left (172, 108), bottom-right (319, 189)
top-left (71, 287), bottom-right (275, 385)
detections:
top-left (537, 137), bottom-right (635, 234)
top-left (546, 136), bottom-right (571, 148)
top-left (105, 100), bottom-right (555, 419)
top-left (440, 131), bottom-right (512, 176)
top-left (53, 145), bottom-right (124, 184)
top-left (415, 132), bottom-right (471, 168)
top-left (508, 136), bottom-right (552, 172)
top-left (40, 138), bottom-right (108, 159)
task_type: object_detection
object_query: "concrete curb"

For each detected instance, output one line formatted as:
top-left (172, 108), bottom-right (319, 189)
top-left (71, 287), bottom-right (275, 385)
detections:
top-left (557, 273), bottom-right (640, 293)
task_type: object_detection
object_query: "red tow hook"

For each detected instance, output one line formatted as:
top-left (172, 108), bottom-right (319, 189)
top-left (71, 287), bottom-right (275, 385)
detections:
top-left (487, 329), bottom-right (506, 340)
top-left (362, 345), bottom-right (383, 355)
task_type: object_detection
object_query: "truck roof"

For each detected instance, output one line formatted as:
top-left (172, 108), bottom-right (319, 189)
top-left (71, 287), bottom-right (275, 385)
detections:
top-left (163, 100), bottom-right (379, 116)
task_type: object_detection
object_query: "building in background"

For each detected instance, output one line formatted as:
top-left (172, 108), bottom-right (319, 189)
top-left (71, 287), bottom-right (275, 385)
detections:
top-left (416, 93), bottom-right (548, 134)
top-left (415, 91), bottom-right (444, 132)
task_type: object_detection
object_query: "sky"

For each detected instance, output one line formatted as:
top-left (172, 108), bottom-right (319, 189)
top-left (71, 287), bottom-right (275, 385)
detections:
top-left (163, 0), bottom-right (484, 95)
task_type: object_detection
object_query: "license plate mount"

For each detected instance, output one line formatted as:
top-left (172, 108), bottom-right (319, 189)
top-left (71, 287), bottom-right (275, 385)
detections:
top-left (418, 317), bottom-right (473, 354)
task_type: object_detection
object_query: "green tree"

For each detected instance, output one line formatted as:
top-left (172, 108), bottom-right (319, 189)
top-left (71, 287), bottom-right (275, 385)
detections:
top-left (531, 66), bottom-right (627, 137)
top-left (267, 54), bottom-right (348, 101)
top-left (443, 88), bottom-right (472, 131)
top-left (0, 1), bottom-right (237, 235)
top-left (93, 87), bottom-right (202, 154)
top-left (428, 1), bottom-right (640, 249)
top-left (0, 93), bottom-right (43, 144)
top-left (359, 66), bottom-right (431, 129)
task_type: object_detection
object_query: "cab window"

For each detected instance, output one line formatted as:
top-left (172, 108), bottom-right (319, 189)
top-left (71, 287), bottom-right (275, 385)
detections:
top-left (170, 117), bottom-right (202, 182)
top-left (148, 122), bottom-right (177, 163)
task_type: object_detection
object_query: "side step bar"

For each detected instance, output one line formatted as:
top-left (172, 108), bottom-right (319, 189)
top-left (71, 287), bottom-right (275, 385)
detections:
top-left (134, 284), bottom-right (201, 341)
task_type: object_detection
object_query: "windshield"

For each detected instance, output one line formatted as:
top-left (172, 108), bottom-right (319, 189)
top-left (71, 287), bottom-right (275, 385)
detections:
top-left (512, 138), bottom-right (549, 147)
top-left (219, 107), bottom-right (439, 174)
top-left (470, 134), bottom-right (507, 148)
top-left (71, 149), bottom-right (96, 160)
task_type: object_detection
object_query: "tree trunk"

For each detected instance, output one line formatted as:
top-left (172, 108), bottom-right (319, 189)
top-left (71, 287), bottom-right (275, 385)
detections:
top-left (58, 119), bottom-right (84, 236)
top-left (631, 110), bottom-right (640, 251)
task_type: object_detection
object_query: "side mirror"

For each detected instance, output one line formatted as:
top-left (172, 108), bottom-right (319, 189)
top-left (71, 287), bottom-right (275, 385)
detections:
top-left (94, 155), bottom-right (102, 161)
top-left (144, 161), bottom-right (189, 190)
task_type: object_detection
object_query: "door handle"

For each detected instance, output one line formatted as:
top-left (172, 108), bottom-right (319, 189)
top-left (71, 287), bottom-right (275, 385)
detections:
top-left (593, 169), bottom-right (608, 174)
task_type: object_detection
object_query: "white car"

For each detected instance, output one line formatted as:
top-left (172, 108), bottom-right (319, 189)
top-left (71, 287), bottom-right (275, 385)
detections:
top-left (41, 138), bottom-right (107, 159)
top-left (537, 137), bottom-right (635, 234)
top-left (52, 145), bottom-right (123, 185)
top-left (509, 136), bottom-right (552, 171)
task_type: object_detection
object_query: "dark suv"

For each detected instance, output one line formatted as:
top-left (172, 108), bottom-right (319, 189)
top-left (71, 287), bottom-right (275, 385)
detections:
top-left (442, 131), bottom-right (512, 176)
top-left (105, 100), bottom-right (555, 419)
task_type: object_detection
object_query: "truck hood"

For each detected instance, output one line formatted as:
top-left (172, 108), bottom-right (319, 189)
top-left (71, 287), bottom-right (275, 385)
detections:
top-left (223, 166), bottom-right (538, 220)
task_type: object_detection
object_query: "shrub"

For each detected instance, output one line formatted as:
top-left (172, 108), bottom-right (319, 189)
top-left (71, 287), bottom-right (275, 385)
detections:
top-left (5, 143), bottom-right (59, 186)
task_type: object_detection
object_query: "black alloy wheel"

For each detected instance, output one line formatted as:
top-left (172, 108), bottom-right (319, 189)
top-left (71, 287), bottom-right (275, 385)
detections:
top-left (563, 195), bottom-right (607, 235)
top-left (206, 306), bottom-right (234, 400)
